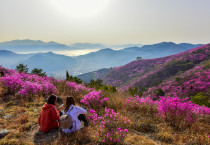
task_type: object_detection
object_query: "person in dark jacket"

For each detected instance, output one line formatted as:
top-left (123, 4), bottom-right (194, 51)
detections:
top-left (38, 95), bottom-right (62, 133)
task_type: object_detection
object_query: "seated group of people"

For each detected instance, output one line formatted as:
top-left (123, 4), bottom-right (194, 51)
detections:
top-left (38, 95), bottom-right (88, 133)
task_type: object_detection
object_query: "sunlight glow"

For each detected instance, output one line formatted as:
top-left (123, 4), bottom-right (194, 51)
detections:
top-left (52, 0), bottom-right (110, 19)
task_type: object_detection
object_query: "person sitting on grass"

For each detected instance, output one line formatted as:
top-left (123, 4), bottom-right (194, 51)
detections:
top-left (62, 96), bottom-right (88, 133)
top-left (38, 95), bottom-right (63, 133)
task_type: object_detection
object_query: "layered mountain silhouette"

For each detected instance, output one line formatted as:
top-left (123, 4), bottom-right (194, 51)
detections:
top-left (0, 40), bottom-right (202, 77)
top-left (0, 39), bottom-right (70, 52)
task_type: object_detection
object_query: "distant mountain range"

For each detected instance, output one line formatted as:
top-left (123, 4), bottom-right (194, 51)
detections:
top-left (0, 40), bottom-right (203, 78)
top-left (0, 39), bottom-right (70, 52)
top-left (0, 39), bottom-right (143, 52)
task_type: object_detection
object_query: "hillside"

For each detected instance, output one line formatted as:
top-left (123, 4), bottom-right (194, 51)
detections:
top-left (0, 64), bottom-right (209, 144)
top-left (142, 60), bottom-right (210, 100)
top-left (20, 52), bottom-right (77, 74)
top-left (103, 44), bottom-right (210, 91)
top-left (77, 68), bottom-right (112, 83)
top-left (80, 44), bottom-right (210, 94)
top-left (0, 50), bottom-right (34, 67)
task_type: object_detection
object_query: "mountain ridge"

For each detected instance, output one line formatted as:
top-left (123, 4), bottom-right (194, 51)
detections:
top-left (0, 41), bottom-right (204, 77)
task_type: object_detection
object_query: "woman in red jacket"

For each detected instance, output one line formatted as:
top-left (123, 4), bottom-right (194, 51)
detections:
top-left (38, 95), bottom-right (61, 133)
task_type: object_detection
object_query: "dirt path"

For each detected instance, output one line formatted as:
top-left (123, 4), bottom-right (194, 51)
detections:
top-left (124, 130), bottom-right (161, 145)
top-left (27, 124), bottom-right (60, 144)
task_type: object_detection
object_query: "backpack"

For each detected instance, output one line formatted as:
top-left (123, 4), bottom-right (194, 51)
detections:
top-left (59, 106), bottom-right (74, 129)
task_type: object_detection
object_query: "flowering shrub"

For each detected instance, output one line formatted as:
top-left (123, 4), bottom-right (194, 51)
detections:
top-left (0, 68), bottom-right (57, 97)
top-left (88, 108), bottom-right (130, 144)
top-left (157, 96), bottom-right (210, 130)
top-left (126, 96), bottom-right (157, 105)
top-left (143, 65), bottom-right (210, 98)
top-left (124, 96), bottom-right (157, 112)
top-left (66, 81), bottom-right (93, 92)
top-left (0, 74), bottom-right (24, 94)
top-left (18, 81), bottom-right (41, 96)
top-left (80, 91), bottom-right (109, 109)
top-left (40, 82), bottom-right (57, 96)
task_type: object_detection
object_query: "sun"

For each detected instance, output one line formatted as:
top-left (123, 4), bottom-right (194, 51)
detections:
top-left (51, 0), bottom-right (110, 19)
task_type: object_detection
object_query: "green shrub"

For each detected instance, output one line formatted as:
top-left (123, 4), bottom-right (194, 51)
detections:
top-left (66, 70), bottom-right (83, 84)
top-left (87, 79), bottom-right (103, 89)
top-left (155, 88), bottom-right (165, 97)
top-left (202, 60), bottom-right (210, 69)
top-left (175, 77), bottom-right (182, 83)
top-left (164, 60), bottom-right (195, 76)
top-left (100, 85), bottom-right (117, 92)
top-left (128, 87), bottom-right (143, 96)
top-left (31, 68), bottom-right (46, 77)
top-left (191, 92), bottom-right (210, 107)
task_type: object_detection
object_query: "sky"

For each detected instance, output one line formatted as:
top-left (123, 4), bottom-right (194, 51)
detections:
top-left (0, 0), bottom-right (210, 45)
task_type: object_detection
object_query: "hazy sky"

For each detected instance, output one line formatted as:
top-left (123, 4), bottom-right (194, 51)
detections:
top-left (0, 0), bottom-right (210, 45)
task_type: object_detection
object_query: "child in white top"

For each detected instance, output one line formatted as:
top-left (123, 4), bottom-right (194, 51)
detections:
top-left (62, 97), bottom-right (87, 133)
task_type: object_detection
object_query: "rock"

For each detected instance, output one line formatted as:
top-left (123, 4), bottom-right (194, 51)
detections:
top-left (0, 129), bottom-right (10, 138)
top-left (33, 108), bottom-right (38, 112)
top-left (0, 109), bottom-right (4, 117)
top-left (3, 114), bottom-right (12, 120)
top-left (138, 123), bottom-right (157, 133)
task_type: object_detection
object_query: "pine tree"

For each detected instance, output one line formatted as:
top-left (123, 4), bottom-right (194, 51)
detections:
top-left (31, 68), bottom-right (46, 77)
top-left (15, 64), bottom-right (29, 73)
top-left (66, 70), bottom-right (70, 80)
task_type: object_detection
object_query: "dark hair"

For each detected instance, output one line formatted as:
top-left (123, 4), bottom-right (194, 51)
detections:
top-left (47, 95), bottom-right (57, 105)
top-left (56, 96), bottom-right (63, 105)
top-left (0, 71), bottom-right (4, 77)
top-left (64, 97), bottom-right (76, 112)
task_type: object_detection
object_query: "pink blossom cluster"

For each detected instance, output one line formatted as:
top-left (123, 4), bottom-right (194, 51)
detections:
top-left (1, 73), bottom-right (24, 92)
top-left (157, 96), bottom-right (210, 127)
top-left (124, 95), bottom-right (157, 107)
top-left (0, 69), bottom-right (56, 96)
top-left (88, 108), bottom-right (130, 143)
top-left (66, 81), bottom-right (93, 92)
top-left (143, 65), bottom-right (210, 98)
top-left (80, 91), bottom-right (109, 108)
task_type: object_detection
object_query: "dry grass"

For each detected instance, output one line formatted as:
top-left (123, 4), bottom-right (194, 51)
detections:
top-left (0, 85), bottom-right (210, 145)
top-left (53, 128), bottom-right (93, 145)
top-left (156, 132), bottom-right (174, 144)
top-left (124, 133), bottom-right (157, 145)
